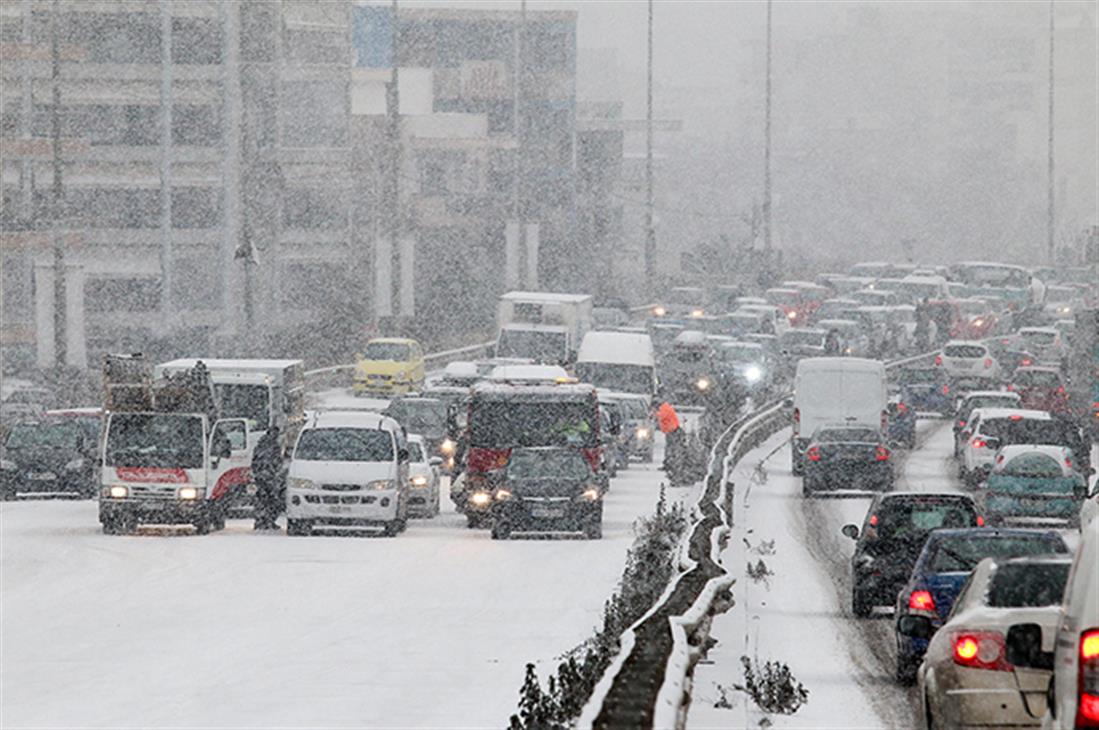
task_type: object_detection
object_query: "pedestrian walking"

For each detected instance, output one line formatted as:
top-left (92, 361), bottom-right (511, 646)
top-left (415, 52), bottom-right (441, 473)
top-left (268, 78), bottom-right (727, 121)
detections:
top-left (252, 425), bottom-right (283, 530)
top-left (656, 401), bottom-right (682, 475)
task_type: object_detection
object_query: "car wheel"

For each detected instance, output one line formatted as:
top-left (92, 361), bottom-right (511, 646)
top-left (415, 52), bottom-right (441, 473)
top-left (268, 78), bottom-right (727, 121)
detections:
top-left (791, 456), bottom-right (804, 476)
top-left (383, 518), bottom-right (404, 537)
top-left (491, 521), bottom-right (511, 540)
top-left (467, 513), bottom-right (487, 529)
top-left (852, 588), bottom-right (872, 618)
top-left (584, 519), bottom-right (603, 540)
top-left (193, 516), bottom-right (210, 535)
top-left (895, 655), bottom-right (918, 686)
top-left (287, 518), bottom-right (310, 536)
top-left (1, 487), bottom-right (17, 501)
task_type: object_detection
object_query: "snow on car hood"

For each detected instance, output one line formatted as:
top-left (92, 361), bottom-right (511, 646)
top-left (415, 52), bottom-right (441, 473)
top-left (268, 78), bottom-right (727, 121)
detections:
top-left (288, 460), bottom-right (395, 485)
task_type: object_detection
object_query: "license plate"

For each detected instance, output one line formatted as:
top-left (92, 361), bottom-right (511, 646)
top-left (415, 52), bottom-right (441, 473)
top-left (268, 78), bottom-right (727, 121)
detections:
top-left (531, 507), bottom-right (565, 519)
top-left (246, 484), bottom-right (258, 495)
top-left (328, 505), bottom-right (352, 514)
top-left (29, 472), bottom-right (56, 481)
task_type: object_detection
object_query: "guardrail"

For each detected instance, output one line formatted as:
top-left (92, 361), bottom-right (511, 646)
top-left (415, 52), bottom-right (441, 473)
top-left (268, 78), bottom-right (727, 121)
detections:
top-left (303, 340), bottom-right (496, 392)
top-left (579, 349), bottom-right (940, 729)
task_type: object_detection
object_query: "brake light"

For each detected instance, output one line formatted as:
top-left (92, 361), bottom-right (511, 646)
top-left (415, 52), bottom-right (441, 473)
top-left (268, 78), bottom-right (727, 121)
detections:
top-left (1006, 384), bottom-right (1015, 392)
top-left (976, 515), bottom-right (985, 526)
top-left (983, 357), bottom-right (993, 368)
top-left (957, 419), bottom-right (966, 428)
top-left (934, 355), bottom-right (943, 366)
top-left (1083, 630), bottom-right (1099, 661)
top-left (972, 438), bottom-right (987, 449)
top-left (869, 514), bottom-right (879, 526)
top-left (1056, 385), bottom-right (1066, 395)
top-left (806, 446), bottom-right (822, 462)
top-left (942, 384), bottom-right (950, 395)
top-left (909, 590), bottom-right (935, 612)
top-left (897, 402), bottom-right (909, 414)
top-left (1021, 358), bottom-right (1033, 366)
top-left (875, 445), bottom-right (891, 461)
top-left (1009, 414), bottom-right (1023, 421)
top-left (1078, 628), bottom-right (1099, 727)
top-left (951, 631), bottom-right (1010, 671)
top-left (1066, 457), bottom-right (1074, 470)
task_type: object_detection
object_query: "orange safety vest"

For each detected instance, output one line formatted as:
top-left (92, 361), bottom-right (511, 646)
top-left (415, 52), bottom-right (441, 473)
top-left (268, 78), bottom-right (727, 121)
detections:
top-left (656, 402), bottom-right (680, 433)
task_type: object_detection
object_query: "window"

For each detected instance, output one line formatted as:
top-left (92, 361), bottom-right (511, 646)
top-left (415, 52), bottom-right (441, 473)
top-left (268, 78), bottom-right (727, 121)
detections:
top-left (280, 81), bottom-right (348, 147)
top-left (294, 428), bottom-right (394, 462)
top-left (32, 105), bottom-right (158, 146)
top-left (240, 3), bottom-right (277, 63)
top-left (173, 105), bottom-right (221, 146)
top-left (34, 11), bottom-right (160, 65)
top-left (285, 28), bottom-right (345, 65)
top-left (172, 187), bottom-right (222, 229)
top-left (35, 188), bottom-right (160, 229)
top-left (85, 277), bottom-right (162, 313)
top-left (1, 97), bottom-right (20, 137)
top-left (172, 17), bottom-right (223, 65)
top-left (282, 188), bottom-right (346, 231)
top-left (171, 255), bottom-right (221, 311)
top-left (527, 24), bottom-right (571, 71)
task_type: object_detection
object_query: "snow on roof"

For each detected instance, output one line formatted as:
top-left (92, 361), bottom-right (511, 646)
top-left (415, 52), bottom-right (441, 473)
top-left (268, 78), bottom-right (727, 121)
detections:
top-left (500, 323), bottom-right (569, 333)
top-left (577, 331), bottom-right (654, 366)
top-left (968, 407), bottom-right (1051, 421)
top-left (499, 291), bottom-right (592, 304)
top-left (488, 364), bottom-right (570, 382)
top-left (673, 330), bottom-right (708, 346)
top-left (158, 358), bottom-right (303, 370)
top-left (368, 337), bottom-right (419, 345)
top-left (1019, 326), bottom-right (1059, 334)
top-left (45, 407), bottom-right (103, 417)
top-left (961, 390), bottom-right (1020, 400)
top-left (996, 444), bottom-right (1071, 460)
top-left (816, 318), bottom-right (859, 327)
top-left (901, 275), bottom-right (947, 284)
top-left (309, 410), bottom-right (399, 431)
top-left (472, 381), bottom-right (596, 398)
top-left (797, 357), bottom-right (884, 373)
top-left (444, 361), bottom-right (479, 379)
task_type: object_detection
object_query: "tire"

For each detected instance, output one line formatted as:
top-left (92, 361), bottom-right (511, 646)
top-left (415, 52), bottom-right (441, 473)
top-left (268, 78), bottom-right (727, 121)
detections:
top-left (432, 489), bottom-right (441, 518)
top-left (490, 521), bottom-right (511, 540)
top-left (852, 588), bottom-right (872, 618)
top-left (104, 513), bottom-right (136, 535)
top-left (467, 513), bottom-right (487, 529)
top-left (287, 518), bottom-right (310, 536)
top-left (1, 488), bottom-right (16, 502)
top-left (791, 455), bottom-right (804, 477)
top-left (193, 516), bottom-right (210, 535)
top-left (895, 656), bottom-right (918, 686)
top-left (584, 520), bottom-right (603, 540)
top-left (383, 517), bottom-right (406, 537)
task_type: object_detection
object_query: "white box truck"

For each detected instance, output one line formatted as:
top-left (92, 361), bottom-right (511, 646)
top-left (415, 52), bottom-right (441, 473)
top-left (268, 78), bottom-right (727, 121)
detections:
top-left (791, 357), bottom-right (888, 475)
top-left (495, 292), bottom-right (594, 365)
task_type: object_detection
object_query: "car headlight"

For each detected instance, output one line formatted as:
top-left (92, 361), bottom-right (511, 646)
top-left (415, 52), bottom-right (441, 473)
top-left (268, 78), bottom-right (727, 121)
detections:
top-left (105, 485), bottom-right (128, 499)
top-left (64, 457), bottom-right (85, 471)
top-left (289, 477), bottom-right (316, 490)
top-left (653, 306), bottom-right (666, 317)
top-left (367, 479), bottom-right (395, 490)
top-left (578, 487), bottom-right (601, 502)
top-left (494, 488), bottom-right (512, 501)
top-left (745, 365), bottom-right (763, 383)
top-left (690, 309), bottom-right (704, 318)
top-left (470, 491), bottom-right (492, 507)
top-left (177, 487), bottom-right (204, 500)
top-left (636, 427), bottom-right (651, 440)
top-left (787, 311), bottom-right (797, 320)
top-left (411, 475), bottom-right (429, 487)
top-left (695, 377), bottom-right (711, 391)
top-left (440, 438), bottom-right (457, 455)
top-left (0, 459), bottom-right (16, 471)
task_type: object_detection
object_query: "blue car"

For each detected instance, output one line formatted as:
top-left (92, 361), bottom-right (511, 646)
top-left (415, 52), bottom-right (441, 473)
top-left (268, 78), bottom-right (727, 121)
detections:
top-left (892, 527), bottom-right (1068, 684)
top-left (895, 366), bottom-right (953, 416)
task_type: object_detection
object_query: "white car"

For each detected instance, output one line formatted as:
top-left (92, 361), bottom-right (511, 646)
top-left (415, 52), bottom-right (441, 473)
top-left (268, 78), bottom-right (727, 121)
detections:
top-left (936, 341), bottom-right (1000, 383)
top-left (285, 411), bottom-right (411, 537)
top-left (957, 408), bottom-right (1050, 487)
top-left (916, 555), bottom-right (1072, 730)
top-left (734, 304), bottom-right (791, 336)
top-left (1016, 327), bottom-right (1066, 364)
top-left (406, 434), bottom-right (441, 518)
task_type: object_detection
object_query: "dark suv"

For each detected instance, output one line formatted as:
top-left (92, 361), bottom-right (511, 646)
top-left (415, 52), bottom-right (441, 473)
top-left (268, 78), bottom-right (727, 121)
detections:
top-left (841, 492), bottom-right (981, 617)
top-left (490, 447), bottom-right (604, 540)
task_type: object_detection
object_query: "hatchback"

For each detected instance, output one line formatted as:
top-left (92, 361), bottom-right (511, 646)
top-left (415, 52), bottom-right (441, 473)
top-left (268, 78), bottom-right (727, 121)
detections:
top-left (802, 424), bottom-right (893, 495)
top-left (936, 341), bottom-right (1000, 383)
top-left (983, 445), bottom-right (1088, 526)
top-left (1007, 366), bottom-right (1069, 415)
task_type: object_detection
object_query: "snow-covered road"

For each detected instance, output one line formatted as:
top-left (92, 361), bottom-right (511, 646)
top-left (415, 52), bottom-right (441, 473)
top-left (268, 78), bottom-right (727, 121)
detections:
top-left (1, 390), bottom-right (691, 728)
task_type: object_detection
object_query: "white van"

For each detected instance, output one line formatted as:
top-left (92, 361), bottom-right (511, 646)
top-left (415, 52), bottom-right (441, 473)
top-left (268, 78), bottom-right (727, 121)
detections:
top-left (575, 331), bottom-right (656, 399)
top-left (285, 411), bottom-right (410, 536)
top-left (791, 357), bottom-right (887, 474)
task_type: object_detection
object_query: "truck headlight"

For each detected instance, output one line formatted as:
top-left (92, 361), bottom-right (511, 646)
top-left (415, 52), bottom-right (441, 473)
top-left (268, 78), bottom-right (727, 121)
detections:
top-left (367, 479), bottom-right (395, 491)
top-left (411, 475), bottom-right (429, 487)
top-left (289, 477), bottom-right (316, 490)
top-left (0, 459), bottom-right (15, 471)
top-left (106, 485), bottom-right (128, 499)
top-left (177, 487), bottom-right (204, 500)
top-left (440, 438), bottom-right (457, 455)
top-left (787, 311), bottom-right (797, 320)
top-left (695, 377), bottom-right (711, 391)
top-left (470, 491), bottom-right (492, 507)
top-left (745, 366), bottom-right (763, 383)
top-left (636, 427), bottom-right (651, 440)
top-left (64, 457), bottom-right (85, 471)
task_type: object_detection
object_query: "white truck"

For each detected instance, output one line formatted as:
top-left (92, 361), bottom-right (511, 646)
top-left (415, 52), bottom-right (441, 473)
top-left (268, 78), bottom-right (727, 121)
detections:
top-left (791, 357), bottom-right (888, 475)
top-left (494, 292), bottom-right (594, 366)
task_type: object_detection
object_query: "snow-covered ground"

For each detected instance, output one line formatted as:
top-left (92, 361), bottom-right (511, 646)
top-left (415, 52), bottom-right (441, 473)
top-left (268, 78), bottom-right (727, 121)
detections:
top-left (1, 389), bottom-right (697, 728)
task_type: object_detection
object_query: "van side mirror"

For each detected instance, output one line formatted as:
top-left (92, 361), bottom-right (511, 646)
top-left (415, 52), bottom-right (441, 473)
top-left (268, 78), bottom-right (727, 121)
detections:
top-left (1005, 623), bottom-right (1053, 670)
top-left (429, 456), bottom-right (443, 467)
top-left (398, 448), bottom-right (410, 462)
top-left (841, 524), bottom-right (859, 540)
top-left (897, 615), bottom-right (934, 640)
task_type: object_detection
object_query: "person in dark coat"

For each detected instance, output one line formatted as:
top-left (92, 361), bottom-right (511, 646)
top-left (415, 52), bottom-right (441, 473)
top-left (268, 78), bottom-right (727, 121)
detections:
top-left (252, 425), bottom-right (283, 530)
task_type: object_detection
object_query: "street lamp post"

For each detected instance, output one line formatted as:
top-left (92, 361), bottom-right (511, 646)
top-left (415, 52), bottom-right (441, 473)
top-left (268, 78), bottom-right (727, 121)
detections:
top-left (644, 0), bottom-right (655, 295)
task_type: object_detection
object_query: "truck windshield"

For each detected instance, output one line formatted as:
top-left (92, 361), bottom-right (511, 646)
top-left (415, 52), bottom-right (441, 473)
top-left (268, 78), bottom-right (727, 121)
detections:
top-left (215, 384), bottom-right (269, 426)
top-left (294, 428), bottom-right (394, 462)
top-left (470, 400), bottom-right (597, 448)
top-left (496, 329), bottom-right (566, 362)
top-left (363, 342), bottom-right (412, 361)
top-left (5, 421), bottom-right (82, 450)
top-left (106, 414), bottom-right (204, 469)
top-left (574, 363), bottom-right (653, 395)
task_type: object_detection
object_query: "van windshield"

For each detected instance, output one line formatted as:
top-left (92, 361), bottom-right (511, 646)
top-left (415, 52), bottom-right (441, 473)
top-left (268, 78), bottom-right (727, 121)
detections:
top-left (294, 428), bottom-right (394, 462)
top-left (5, 421), bottom-right (82, 450)
top-left (106, 414), bottom-right (204, 469)
top-left (363, 342), bottom-right (412, 361)
top-left (574, 363), bottom-right (653, 395)
top-left (470, 400), bottom-right (597, 448)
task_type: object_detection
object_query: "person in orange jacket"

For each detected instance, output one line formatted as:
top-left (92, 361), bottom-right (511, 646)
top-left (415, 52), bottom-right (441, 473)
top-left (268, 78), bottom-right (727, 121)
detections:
top-left (656, 401), bottom-right (682, 474)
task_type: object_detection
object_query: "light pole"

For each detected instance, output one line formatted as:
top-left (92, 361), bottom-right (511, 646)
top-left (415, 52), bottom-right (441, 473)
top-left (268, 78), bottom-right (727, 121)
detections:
top-left (644, 0), bottom-right (655, 294)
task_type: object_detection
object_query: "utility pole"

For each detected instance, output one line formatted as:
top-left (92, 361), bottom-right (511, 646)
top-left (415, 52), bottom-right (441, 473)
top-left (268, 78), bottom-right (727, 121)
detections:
top-left (1046, 0), bottom-right (1056, 265)
top-left (158, 0), bottom-right (173, 325)
top-left (644, 0), bottom-right (655, 294)
top-left (762, 0), bottom-right (773, 257)
top-left (50, 0), bottom-right (66, 369)
top-left (385, 0), bottom-right (401, 321)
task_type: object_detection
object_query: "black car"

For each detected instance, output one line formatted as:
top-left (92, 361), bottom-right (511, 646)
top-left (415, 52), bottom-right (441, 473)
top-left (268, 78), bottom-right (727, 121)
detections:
top-left (841, 492), bottom-right (981, 617)
top-left (894, 366), bottom-right (952, 416)
top-left (490, 447), bottom-right (603, 540)
top-left (886, 397), bottom-right (916, 449)
top-left (802, 424), bottom-right (894, 495)
top-left (1, 417), bottom-right (98, 499)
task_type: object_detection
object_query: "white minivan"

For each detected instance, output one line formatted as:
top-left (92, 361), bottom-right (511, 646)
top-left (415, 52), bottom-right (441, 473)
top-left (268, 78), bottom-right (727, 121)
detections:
top-left (285, 411), bottom-right (410, 536)
top-left (575, 331), bottom-right (656, 400)
top-left (791, 357), bottom-right (887, 475)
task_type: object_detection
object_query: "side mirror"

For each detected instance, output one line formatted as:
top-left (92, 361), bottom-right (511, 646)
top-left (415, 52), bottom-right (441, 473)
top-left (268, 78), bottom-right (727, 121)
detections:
top-left (429, 456), bottom-right (443, 467)
top-left (897, 615), bottom-right (934, 640)
top-left (984, 437), bottom-right (1001, 451)
top-left (783, 397), bottom-right (794, 408)
top-left (398, 448), bottom-right (410, 462)
top-left (210, 456), bottom-right (221, 469)
top-left (1005, 623), bottom-right (1053, 670)
top-left (841, 524), bottom-right (859, 540)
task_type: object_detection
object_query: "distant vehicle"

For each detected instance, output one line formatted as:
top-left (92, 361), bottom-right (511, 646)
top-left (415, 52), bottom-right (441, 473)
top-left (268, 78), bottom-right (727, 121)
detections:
top-left (735, 304), bottom-right (791, 336)
top-left (850, 261), bottom-right (902, 279)
top-left (765, 287), bottom-right (809, 326)
top-left (1017, 327), bottom-right (1067, 363)
top-left (1008, 366), bottom-right (1069, 415)
top-left (895, 275), bottom-right (951, 305)
top-left (802, 424), bottom-right (893, 495)
top-left (791, 357), bottom-right (887, 475)
top-left (383, 396), bottom-right (450, 461)
top-left (285, 411), bottom-right (411, 537)
top-left (575, 330), bottom-right (657, 400)
top-left (887, 304), bottom-right (918, 354)
top-left (894, 365), bottom-right (952, 416)
top-left (439, 361), bottom-right (481, 388)
top-left (816, 297), bottom-right (862, 322)
top-left (649, 322), bottom-right (686, 360)
top-left (892, 528), bottom-right (1068, 684)
top-left (652, 286), bottom-right (708, 320)
top-left (914, 555), bottom-right (1072, 729)
top-left (952, 391), bottom-right (1023, 457)
top-left (984, 445), bottom-right (1088, 526)
top-left (887, 397), bottom-right (916, 449)
top-left (1065, 308), bottom-right (1099, 439)
top-left (406, 434), bottom-right (441, 518)
top-left (1, 416), bottom-right (99, 500)
top-left (715, 341), bottom-right (775, 396)
top-left (659, 330), bottom-right (717, 405)
top-left (851, 288), bottom-right (899, 307)
top-left (490, 447), bottom-right (604, 540)
top-left (353, 338), bottom-right (426, 396)
top-left (959, 408), bottom-right (1053, 487)
top-left (1042, 284), bottom-right (1079, 321)
top-left (842, 492), bottom-right (982, 617)
top-left (487, 364), bottom-right (570, 384)
top-left (816, 318), bottom-right (870, 357)
top-left (495, 291), bottom-right (593, 365)
top-left (778, 328), bottom-right (829, 360)
top-left (598, 391), bottom-right (655, 463)
top-left (1039, 516), bottom-right (1099, 728)
top-left (947, 262), bottom-right (1037, 312)
top-left (936, 340), bottom-right (1000, 384)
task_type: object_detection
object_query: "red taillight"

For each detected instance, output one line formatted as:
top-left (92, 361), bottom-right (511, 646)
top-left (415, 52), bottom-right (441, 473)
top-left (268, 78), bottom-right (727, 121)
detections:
top-left (1009, 414), bottom-right (1023, 421)
top-left (869, 514), bottom-right (879, 526)
top-left (875, 445), bottom-right (891, 461)
top-left (897, 402), bottom-right (909, 414)
top-left (972, 438), bottom-right (987, 449)
top-left (1082, 630), bottom-right (1099, 661)
top-left (1079, 695), bottom-right (1099, 727)
top-left (934, 354), bottom-right (943, 366)
top-left (1066, 457), bottom-right (1074, 470)
top-left (1077, 629), bottom-right (1099, 727)
top-left (957, 419), bottom-right (966, 428)
top-left (909, 589), bottom-right (935, 612)
top-left (806, 446), bottom-right (822, 462)
top-left (1006, 384), bottom-right (1015, 392)
top-left (983, 357), bottom-right (993, 368)
top-left (1056, 385), bottom-right (1067, 395)
top-left (942, 384), bottom-right (950, 395)
top-left (951, 631), bottom-right (1009, 671)
top-left (976, 515), bottom-right (985, 526)
top-left (1021, 358), bottom-right (1032, 366)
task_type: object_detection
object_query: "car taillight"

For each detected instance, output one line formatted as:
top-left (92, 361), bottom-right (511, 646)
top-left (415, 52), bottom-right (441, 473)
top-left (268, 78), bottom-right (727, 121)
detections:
top-left (1056, 385), bottom-right (1066, 395)
top-left (875, 445), bottom-right (890, 461)
top-left (869, 514), bottom-right (879, 526)
top-left (806, 446), bottom-right (821, 462)
top-left (1009, 414), bottom-right (1023, 421)
top-left (972, 438), bottom-right (987, 449)
top-left (1021, 358), bottom-right (1032, 366)
top-left (942, 384), bottom-right (950, 395)
top-left (909, 590), bottom-right (935, 612)
top-left (1006, 384), bottom-right (1015, 391)
top-left (1077, 628), bottom-right (1099, 728)
top-left (952, 631), bottom-right (1010, 671)
top-left (934, 355), bottom-right (943, 366)
top-left (976, 515), bottom-right (985, 526)
top-left (957, 419), bottom-right (966, 428)
top-left (1066, 457), bottom-right (1074, 469)
top-left (983, 357), bottom-right (993, 369)
top-left (897, 402), bottom-right (909, 414)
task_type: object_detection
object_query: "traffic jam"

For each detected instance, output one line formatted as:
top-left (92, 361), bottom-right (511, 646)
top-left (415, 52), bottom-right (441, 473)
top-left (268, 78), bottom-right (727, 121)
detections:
top-left (3, 262), bottom-right (1098, 729)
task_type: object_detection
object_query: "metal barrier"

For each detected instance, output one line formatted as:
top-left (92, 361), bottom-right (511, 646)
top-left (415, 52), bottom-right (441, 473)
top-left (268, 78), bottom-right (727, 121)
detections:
top-left (579, 349), bottom-right (939, 729)
top-left (303, 341), bottom-right (496, 392)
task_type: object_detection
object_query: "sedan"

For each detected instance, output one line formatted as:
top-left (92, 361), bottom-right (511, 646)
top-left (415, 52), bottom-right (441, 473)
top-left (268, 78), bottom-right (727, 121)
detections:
top-left (1007, 366), bottom-right (1070, 415)
top-left (406, 435), bottom-right (441, 518)
top-left (983, 445), bottom-right (1089, 526)
top-left (802, 424), bottom-right (894, 495)
top-left (912, 555), bottom-right (1071, 730)
top-left (893, 528), bottom-right (1068, 685)
top-left (936, 341), bottom-right (1000, 384)
top-left (895, 365), bottom-right (953, 416)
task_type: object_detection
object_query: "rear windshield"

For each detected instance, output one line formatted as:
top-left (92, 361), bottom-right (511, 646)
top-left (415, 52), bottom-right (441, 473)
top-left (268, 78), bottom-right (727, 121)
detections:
top-left (877, 500), bottom-right (976, 539)
top-left (386, 400), bottom-right (448, 432)
top-left (945, 344), bottom-right (987, 359)
top-left (987, 562), bottom-right (1070, 608)
top-left (781, 331), bottom-right (825, 347)
top-left (1021, 331), bottom-right (1057, 347)
top-left (962, 396), bottom-right (1017, 415)
top-left (294, 428), bottom-right (394, 462)
top-left (1002, 453), bottom-right (1063, 477)
top-left (900, 369), bottom-right (941, 384)
top-left (817, 428), bottom-right (879, 443)
top-left (980, 418), bottom-right (1077, 450)
top-left (1013, 370), bottom-right (1061, 388)
top-left (929, 536), bottom-right (1063, 573)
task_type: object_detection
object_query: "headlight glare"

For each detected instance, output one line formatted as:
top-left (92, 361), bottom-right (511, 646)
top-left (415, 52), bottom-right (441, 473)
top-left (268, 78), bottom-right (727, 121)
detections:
top-left (470, 491), bottom-right (492, 507)
top-left (494, 488), bottom-right (512, 501)
top-left (411, 475), bottom-right (428, 487)
top-left (636, 427), bottom-right (651, 440)
top-left (367, 479), bottom-right (395, 490)
top-left (745, 365), bottom-right (763, 383)
top-left (177, 487), bottom-right (203, 500)
top-left (695, 377), bottom-right (711, 391)
top-left (440, 438), bottom-right (456, 454)
top-left (108, 485), bottom-right (128, 499)
top-left (653, 306), bottom-right (666, 317)
top-left (580, 487), bottom-right (601, 501)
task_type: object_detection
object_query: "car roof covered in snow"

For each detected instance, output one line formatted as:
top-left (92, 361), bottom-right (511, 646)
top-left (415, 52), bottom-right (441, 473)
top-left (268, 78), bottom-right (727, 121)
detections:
top-left (673, 330), bottom-right (708, 347)
top-left (960, 390), bottom-right (1021, 401)
top-left (968, 407), bottom-right (1051, 421)
top-left (471, 381), bottom-right (596, 399)
top-left (157, 358), bottom-right (303, 371)
top-left (488, 364), bottom-right (570, 382)
top-left (443, 361), bottom-right (479, 379)
top-left (307, 410), bottom-right (400, 431)
top-left (499, 291), bottom-right (592, 304)
top-left (577, 331), bottom-right (654, 366)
